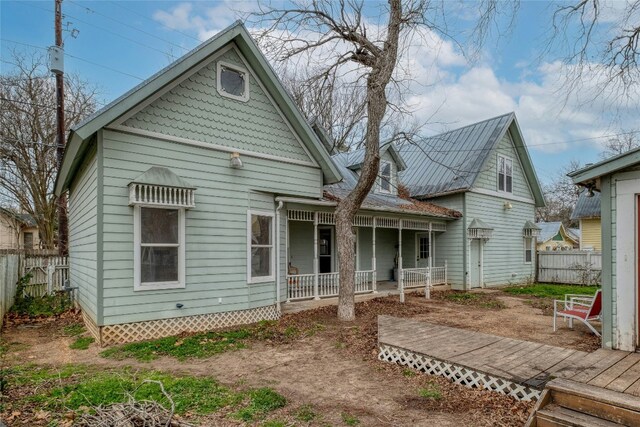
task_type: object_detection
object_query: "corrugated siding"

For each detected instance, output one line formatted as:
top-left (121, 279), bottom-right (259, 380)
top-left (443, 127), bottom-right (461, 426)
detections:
top-left (580, 218), bottom-right (602, 251)
top-left (123, 47), bottom-right (312, 163)
top-left (68, 146), bottom-right (99, 322)
top-left (473, 131), bottom-right (533, 199)
top-left (100, 129), bottom-right (322, 325)
top-left (465, 192), bottom-right (536, 286)
top-left (430, 194), bottom-right (465, 287)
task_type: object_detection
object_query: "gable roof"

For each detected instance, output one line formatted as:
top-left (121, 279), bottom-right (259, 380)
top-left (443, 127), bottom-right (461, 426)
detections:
top-left (396, 113), bottom-right (545, 206)
top-left (537, 221), bottom-right (578, 244)
top-left (568, 145), bottom-right (640, 185)
top-left (0, 207), bottom-right (37, 228)
top-left (571, 189), bottom-right (601, 220)
top-left (55, 21), bottom-right (341, 195)
top-left (342, 144), bottom-right (407, 171)
top-left (323, 153), bottom-right (462, 219)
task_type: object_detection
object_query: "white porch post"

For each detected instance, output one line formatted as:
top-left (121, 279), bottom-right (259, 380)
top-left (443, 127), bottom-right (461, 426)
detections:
top-left (444, 260), bottom-right (448, 285)
top-left (372, 217), bottom-right (377, 293)
top-left (399, 219), bottom-right (404, 303)
top-left (286, 213), bottom-right (291, 302)
top-left (313, 211), bottom-right (319, 300)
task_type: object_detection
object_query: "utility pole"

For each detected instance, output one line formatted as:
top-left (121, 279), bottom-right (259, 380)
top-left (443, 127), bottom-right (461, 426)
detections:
top-left (54, 0), bottom-right (68, 256)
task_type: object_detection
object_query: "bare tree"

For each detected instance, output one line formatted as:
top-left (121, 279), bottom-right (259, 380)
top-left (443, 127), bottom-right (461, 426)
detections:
top-left (599, 131), bottom-right (640, 159)
top-left (536, 159), bottom-right (582, 227)
top-left (255, 0), bottom-right (513, 320)
top-left (0, 51), bottom-right (97, 249)
top-left (549, 0), bottom-right (640, 106)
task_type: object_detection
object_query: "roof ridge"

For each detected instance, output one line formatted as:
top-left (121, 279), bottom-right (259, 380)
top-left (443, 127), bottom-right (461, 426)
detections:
top-left (427, 112), bottom-right (514, 139)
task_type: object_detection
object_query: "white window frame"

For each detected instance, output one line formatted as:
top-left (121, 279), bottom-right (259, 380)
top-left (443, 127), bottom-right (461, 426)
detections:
top-left (378, 160), bottom-right (393, 194)
top-left (217, 61), bottom-right (250, 102)
top-left (133, 205), bottom-right (186, 291)
top-left (247, 210), bottom-right (275, 284)
top-left (497, 154), bottom-right (513, 194)
top-left (524, 237), bottom-right (533, 264)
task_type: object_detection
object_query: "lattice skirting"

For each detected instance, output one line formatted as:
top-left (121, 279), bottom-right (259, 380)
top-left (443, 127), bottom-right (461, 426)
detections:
top-left (86, 305), bottom-right (280, 346)
top-left (82, 310), bottom-right (102, 343)
top-left (378, 344), bottom-right (541, 401)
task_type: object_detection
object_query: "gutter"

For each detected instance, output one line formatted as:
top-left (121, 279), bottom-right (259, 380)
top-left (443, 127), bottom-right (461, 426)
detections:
top-left (274, 196), bottom-right (457, 219)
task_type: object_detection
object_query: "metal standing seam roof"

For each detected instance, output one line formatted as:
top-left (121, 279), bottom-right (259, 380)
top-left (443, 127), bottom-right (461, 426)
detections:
top-left (536, 221), bottom-right (579, 244)
top-left (571, 189), bottom-right (601, 220)
top-left (323, 153), bottom-right (461, 219)
top-left (396, 113), bottom-right (514, 198)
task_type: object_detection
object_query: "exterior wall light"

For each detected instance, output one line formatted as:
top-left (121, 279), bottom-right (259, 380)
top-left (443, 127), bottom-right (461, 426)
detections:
top-left (230, 152), bottom-right (243, 168)
top-left (503, 201), bottom-right (512, 210)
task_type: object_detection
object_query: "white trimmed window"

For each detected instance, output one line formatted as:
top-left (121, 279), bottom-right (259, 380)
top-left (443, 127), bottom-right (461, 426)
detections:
top-left (134, 206), bottom-right (185, 291)
top-left (217, 61), bottom-right (249, 102)
top-left (524, 237), bottom-right (533, 264)
top-left (378, 161), bottom-right (392, 194)
top-left (248, 211), bottom-right (274, 283)
top-left (498, 155), bottom-right (513, 193)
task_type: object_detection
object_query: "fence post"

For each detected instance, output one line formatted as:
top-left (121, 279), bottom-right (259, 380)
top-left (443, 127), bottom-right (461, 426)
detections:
top-left (586, 251), bottom-right (592, 285)
top-left (444, 260), bottom-right (448, 285)
top-left (46, 263), bottom-right (55, 294)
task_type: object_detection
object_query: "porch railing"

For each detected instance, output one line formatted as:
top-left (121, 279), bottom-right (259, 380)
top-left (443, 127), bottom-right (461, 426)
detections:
top-left (402, 263), bottom-right (448, 299)
top-left (287, 270), bottom-right (375, 301)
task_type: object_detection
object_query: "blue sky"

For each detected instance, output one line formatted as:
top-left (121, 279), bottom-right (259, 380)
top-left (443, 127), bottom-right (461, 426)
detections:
top-left (2, 1), bottom-right (639, 185)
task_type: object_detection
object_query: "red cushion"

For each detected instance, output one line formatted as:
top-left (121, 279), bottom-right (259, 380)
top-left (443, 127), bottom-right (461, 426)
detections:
top-left (558, 309), bottom-right (590, 320)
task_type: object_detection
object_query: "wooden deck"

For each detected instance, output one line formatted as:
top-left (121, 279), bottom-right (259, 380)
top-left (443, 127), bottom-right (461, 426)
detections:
top-left (378, 316), bottom-right (640, 398)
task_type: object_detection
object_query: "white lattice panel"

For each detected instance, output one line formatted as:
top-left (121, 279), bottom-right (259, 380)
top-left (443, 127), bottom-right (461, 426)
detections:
top-left (378, 344), bottom-right (541, 401)
top-left (99, 305), bottom-right (279, 346)
top-left (288, 210), bottom-right (314, 221)
top-left (82, 310), bottom-right (101, 343)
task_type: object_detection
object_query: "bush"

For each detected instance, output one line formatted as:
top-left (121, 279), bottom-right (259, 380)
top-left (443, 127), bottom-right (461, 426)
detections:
top-left (10, 273), bottom-right (72, 317)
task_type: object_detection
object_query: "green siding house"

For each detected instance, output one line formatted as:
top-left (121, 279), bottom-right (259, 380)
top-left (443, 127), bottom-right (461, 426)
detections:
top-left (569, 148), bottom-right (640, 352)
top-left (56, 22), bottom-right (545, 345)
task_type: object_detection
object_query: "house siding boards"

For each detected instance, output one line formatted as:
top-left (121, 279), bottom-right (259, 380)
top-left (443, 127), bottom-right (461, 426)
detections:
top-left (122, 47), bottom-right (312, 164)
top-left (465, 192), bottom-right (536, 286)
top-left (580, 218), bottom-right (602, 250)
top-left (68, 145), bottom-right (99, 323)
top-left (472, 131), bottom-right (533, 200)
top-left (99, 126), bottom-right (321, 326)
top-left (428, 194), bottom-right (465, 288)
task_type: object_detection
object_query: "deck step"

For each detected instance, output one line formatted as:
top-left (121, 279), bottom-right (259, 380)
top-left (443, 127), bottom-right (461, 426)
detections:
top-left (537, 404), bottom-right (621, 427)
top-left (526, 379), bottom-right (640, 427)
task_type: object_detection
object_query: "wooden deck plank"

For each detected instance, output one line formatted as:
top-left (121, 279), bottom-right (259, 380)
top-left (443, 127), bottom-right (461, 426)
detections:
top-left (377, 316), bottom-right (638, 397)
top-left (607, 356), bottom-right (640, 393)
top-left (589, 354), bottom-right (640, 388)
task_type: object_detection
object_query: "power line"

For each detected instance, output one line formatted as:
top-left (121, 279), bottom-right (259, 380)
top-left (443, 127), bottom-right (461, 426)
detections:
top-left (108, 0), bottom-right (201, 44)
top-left (1, 38), bottom-right (145, 81)
top-left (18, 1), bottom-right (178, 60)
top-left (67, 0), bottom-right (191, 53)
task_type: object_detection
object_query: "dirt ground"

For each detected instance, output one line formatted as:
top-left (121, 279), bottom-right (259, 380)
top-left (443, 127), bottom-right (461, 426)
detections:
top-left (1, 290), bottom-right (600, 426)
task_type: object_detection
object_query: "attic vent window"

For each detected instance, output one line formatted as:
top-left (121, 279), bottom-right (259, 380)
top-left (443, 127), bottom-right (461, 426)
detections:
top-left (378, 161), bottom-right (392, 194)
top-left (217, 61), bottom-right (249, 102)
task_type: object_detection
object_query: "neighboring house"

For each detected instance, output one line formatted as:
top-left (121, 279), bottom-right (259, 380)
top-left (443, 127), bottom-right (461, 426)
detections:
top-left (54, 22), bottom-right (544, 345)
top-left (571, 189), bottom-right (601, 251)
top-left (536, 221), bottom-right (580, 251)
top-left (0, 208), bottom-right (40, 250)
top-left (396, 113), bottom-right (546, 289)
top-left (569, 147), bottom-right (640, 351)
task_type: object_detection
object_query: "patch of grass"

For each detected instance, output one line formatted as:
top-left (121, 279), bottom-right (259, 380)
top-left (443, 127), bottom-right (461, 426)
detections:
top-left (440, 291), bottom-right (506, 309)
top-left (63, 323), bottom-right (86, 337)
top-left (233, 388), bottom-right (287, 422)
top-left (262, 421), bottom-right (286, 427)
top-left (342, 412), bottom-right (360, 426)
top-left (0, 341), bottom-right (30, 356)
top-left (100, 329), bottom-right (251, 362)
top-left (502, 283), bottom-right (599, 299)
top-left (402, 368), bottom-right (417, 377)
top-left (69, 336), bottom-right (94, 350)
top-left (418, 383), bottom-right (442, 400)
top-left (295, 404), bottom-right (317, 422)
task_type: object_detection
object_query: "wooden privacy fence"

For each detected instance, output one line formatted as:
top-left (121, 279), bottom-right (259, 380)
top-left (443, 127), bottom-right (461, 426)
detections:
top-left (537, 251), bottom-right (601, 285)
top-left (22, 256), bottom-right (69, 297)
top-left (0, 254), bottom-right (21, 326)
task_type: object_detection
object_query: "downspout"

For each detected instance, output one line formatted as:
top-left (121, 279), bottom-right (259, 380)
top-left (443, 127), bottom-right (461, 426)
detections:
top-left (275, 201), bottom-right (284, 314)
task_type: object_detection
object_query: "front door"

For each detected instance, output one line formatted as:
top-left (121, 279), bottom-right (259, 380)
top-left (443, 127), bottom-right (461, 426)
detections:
top-left (469, 239), bottom-right (482, 288)
top-left (416, 233), bottom-right (430, 268)
top-left (318, 227), bottom-right (333, 273)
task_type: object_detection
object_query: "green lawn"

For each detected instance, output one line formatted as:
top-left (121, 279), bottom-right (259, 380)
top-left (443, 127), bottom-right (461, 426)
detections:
top-left (502, 283), bottom-right (599, 299)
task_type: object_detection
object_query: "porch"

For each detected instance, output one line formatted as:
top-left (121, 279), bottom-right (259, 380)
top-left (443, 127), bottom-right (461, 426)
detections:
top-left (284, 209), bottom-right (448, 302)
